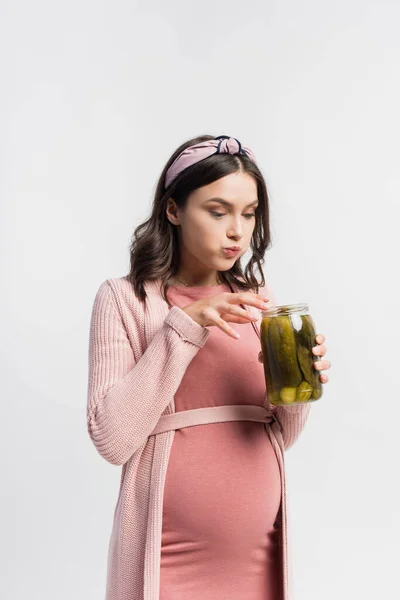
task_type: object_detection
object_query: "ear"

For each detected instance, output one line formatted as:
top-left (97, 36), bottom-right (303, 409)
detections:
top-left (166, 197), bottom-right (180, 225)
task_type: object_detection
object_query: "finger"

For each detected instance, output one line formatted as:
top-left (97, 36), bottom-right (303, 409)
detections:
top-left (221, 312), bottom-right (256, 324)
top-left (320, 374), bottom-right (329, 383)
top-left (255, 292), bottom-right (270, 300)
top-left (214, 316), bottom-right (241, 339)
top-left (312, 344), bottom-right (327, 357)
top-left (222, 304), bottom-right (259, 323)
top-left (231, 293), bottom-right (271, 311)
top-left (315, 334), bottom-right (325, 344)
top-left (314, 360), bottom-right (331, 370)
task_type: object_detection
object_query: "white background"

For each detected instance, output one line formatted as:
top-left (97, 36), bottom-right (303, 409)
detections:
top-left (1, 1), bottom-right (399, 598)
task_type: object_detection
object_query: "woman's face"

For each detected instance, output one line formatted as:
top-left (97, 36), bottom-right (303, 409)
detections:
top-left (166, 171), bottom-right (259, 278)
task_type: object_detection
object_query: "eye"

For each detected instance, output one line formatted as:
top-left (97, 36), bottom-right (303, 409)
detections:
top-left (209, 211), bottom-right (256, 219)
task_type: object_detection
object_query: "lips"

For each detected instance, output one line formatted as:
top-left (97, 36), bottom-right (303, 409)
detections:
top-left (223, 247), bottom-right (241, 257)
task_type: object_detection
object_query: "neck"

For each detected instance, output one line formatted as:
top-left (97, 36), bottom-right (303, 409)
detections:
top-left (173, 273), bottom-right (222, 287)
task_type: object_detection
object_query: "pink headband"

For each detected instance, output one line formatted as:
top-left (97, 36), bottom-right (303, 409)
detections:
top-left (165, 135), bottom-right (257, 188)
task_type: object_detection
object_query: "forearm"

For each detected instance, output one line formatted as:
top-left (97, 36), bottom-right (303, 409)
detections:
top-left (87, 282), bottom-right (210, 465)
top-left (271, 403), bottom-right (312, 450)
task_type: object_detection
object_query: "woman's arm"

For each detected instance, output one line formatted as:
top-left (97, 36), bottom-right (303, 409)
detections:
top-left (270, 402), bottom-right (312, 451)
top-left (87, 280), bottom-right (211, 466)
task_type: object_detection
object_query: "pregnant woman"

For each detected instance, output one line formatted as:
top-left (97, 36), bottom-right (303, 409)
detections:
top-left (86, 134), bottom-right (331, 600)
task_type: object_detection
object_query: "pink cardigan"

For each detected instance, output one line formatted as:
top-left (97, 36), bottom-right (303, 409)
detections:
top-left (86, 276), bottom-right (312, 600)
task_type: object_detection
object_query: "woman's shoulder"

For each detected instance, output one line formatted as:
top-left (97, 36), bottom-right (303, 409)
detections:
top-left (97, 276), bottom-right (164, 313)
top-left (90, 276), bottom-right (138, 311)
top-left (92, 276), bottom-right (132, 302)
top-left (106, 275), bottom-right (133, 295)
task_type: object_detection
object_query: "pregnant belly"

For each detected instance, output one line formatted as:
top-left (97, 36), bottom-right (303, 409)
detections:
top-left (161, 420), bottom-right (282, 558)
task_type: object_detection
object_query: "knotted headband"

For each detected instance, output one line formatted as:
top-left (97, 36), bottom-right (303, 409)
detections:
top-left (165, 134), bottom-right (257, 188)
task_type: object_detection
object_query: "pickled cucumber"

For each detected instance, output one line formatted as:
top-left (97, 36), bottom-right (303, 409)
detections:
top-left (294, 315), bottom-right (316, 349)
top-left (268, 390), bottom-right (281, 405)
top-left (268, 317), bottom-right (302, 387)
top-left (260, 318), bottom-right (275, 403)
top-left (263, 318), bottom-right (284, 392)
top-left (280, 387), bottom-right (297, 403)
top-left (296, 380), bottom-right (313, 402)
top-left (297, 345), bottom-right (316, 386)
top-left (311, 387), bottom-right (323, 400)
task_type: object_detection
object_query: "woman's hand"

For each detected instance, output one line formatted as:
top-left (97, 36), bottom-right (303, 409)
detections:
top-left (182, 291), bottom-right (271, 339)
top-left (258, 333), bottom-right (331, 384)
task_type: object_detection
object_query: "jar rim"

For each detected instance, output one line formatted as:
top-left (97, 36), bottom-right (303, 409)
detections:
top-left (262, 302), bottom-right (309, 316)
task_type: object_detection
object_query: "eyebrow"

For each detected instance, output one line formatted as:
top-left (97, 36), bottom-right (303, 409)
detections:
top-left (204, 198), bottom-right (259, 208)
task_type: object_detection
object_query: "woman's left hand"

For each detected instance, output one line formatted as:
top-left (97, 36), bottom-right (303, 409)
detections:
top-left (310, 333), bottom-right (330, 384)
top-left (258, 333), bottom-right (331, 384)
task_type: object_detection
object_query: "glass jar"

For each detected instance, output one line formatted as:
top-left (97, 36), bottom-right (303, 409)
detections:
top-left (260, 303), bottom-right (323, 406)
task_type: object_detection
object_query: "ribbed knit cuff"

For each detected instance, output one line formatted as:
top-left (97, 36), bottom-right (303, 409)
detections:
top-left (164, 306), bottom-right (211, 347)
top-left (280, 404), bottom-right (308, 414)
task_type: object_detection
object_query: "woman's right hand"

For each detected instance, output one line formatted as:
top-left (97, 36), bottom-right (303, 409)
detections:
top-left (181, 291), bottom-right (271, 339)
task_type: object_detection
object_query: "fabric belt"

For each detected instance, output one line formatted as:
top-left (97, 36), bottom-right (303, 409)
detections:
top-left (149, 404), bottom-right (276, 436)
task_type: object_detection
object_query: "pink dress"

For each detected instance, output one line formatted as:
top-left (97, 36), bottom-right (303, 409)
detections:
top-left (160, 283), bottom-right (283, 600)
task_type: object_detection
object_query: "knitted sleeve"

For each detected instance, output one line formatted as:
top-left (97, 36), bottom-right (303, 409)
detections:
top-left (260, 281), bottom-right (312, 451)
top-left (87, 280), bottom-right (211, 466)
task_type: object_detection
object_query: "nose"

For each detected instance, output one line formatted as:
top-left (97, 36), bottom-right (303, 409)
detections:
top-left (227, 217), bottom-right (245, 240)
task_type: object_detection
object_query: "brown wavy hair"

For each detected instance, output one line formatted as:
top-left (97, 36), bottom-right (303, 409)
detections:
top-left (126, 133), bottom-right (273, 308)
